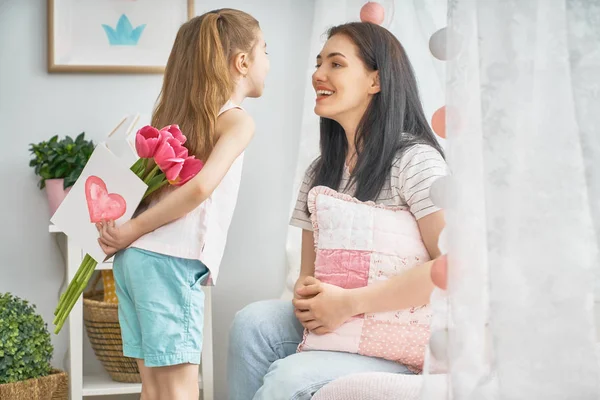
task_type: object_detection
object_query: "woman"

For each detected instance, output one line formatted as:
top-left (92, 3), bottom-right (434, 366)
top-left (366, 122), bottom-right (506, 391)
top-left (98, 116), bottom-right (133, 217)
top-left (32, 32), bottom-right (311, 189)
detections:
top-left (228, 22), bottom-right (447, 400)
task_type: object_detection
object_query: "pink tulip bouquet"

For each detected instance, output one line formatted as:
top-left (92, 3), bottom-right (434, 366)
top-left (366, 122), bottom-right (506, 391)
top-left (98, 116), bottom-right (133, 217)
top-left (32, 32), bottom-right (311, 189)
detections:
top-left (53, 125), bottom-right (203, 334)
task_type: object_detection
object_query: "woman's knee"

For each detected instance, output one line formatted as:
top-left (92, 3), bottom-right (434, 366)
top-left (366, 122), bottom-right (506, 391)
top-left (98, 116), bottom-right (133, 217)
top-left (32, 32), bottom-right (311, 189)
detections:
top-left (255, 357), bottom-right (330, 400)
top-left (229, 300), bottom-right (292, 345)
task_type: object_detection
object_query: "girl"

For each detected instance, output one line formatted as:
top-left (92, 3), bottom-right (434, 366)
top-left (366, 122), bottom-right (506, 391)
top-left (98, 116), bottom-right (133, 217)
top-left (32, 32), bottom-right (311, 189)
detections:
top-left (97, 8), bottom-right (269, 400)
top-left (228, 22), bottom-right (446, 400)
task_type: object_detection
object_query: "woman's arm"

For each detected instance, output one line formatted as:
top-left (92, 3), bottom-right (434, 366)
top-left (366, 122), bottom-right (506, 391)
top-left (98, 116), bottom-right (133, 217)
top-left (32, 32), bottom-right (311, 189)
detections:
top-left (347, 210), bottom-right (445, 314)
top-left (294, 229), bottom-right (316, 298)
top-left (293, 210), bottom-right (445, 333)
top-left (293, 229), bottom-right (320, 330)
top-left (98, 109), bottom-right (254, 252)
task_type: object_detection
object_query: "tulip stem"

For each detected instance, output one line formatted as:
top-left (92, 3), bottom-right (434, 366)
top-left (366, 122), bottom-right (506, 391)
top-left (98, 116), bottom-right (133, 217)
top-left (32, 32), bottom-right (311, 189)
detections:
top-left (130, 157), bottom-right (147, 176)
top-left (144, 179), bottom-right (169, 198)
top-left (144, 163), bottom-right (161, 184)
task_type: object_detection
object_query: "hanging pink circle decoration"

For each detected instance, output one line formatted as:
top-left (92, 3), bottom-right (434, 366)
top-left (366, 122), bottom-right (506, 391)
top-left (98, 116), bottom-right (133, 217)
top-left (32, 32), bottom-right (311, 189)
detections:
top-left (431, 106), bottom-right (446, 138)
top-left (360, 2), bottom-right (385, 25)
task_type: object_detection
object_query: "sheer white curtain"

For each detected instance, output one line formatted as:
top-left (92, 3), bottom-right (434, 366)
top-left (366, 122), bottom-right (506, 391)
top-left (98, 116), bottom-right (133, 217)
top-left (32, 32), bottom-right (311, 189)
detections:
top-left (282, 0), bottom-right (447, 299)
top-left (282, 0), bottom-right (600, 397)
top-left (422, 0), bottom-right (600, 398)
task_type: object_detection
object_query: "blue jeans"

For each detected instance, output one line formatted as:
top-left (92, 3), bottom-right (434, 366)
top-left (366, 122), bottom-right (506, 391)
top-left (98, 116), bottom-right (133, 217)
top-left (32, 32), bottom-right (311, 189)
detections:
top-left (227, 300), bottom-right (412, 400)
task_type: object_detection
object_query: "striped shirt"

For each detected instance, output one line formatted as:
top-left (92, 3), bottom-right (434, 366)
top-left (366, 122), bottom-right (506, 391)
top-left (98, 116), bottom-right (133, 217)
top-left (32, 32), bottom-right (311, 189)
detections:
top-left (290, 144), bottom-right (448, 231)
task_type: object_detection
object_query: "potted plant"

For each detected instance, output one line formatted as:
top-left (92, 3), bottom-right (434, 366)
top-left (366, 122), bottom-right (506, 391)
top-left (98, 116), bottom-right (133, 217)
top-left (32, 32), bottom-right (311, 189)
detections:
top-left (0, 293), bottom-right (68, 400)
top-left (29, 132), bottom-right (94, 215)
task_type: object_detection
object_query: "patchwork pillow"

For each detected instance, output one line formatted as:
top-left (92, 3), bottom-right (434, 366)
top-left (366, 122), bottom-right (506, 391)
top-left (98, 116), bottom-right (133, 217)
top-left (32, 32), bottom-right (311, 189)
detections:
top-left (297, 186), bottom-right (432, 372)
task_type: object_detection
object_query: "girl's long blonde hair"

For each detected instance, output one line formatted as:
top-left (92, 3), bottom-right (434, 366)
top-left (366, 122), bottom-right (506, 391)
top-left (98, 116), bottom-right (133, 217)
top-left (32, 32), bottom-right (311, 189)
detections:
top-left (145, 9), bottom-right (259, 201)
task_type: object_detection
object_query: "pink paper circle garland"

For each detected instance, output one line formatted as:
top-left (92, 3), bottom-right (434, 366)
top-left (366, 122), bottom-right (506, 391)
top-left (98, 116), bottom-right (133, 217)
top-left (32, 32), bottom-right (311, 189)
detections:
top-left (429, 27), bottom-right (464, 139)
top-left (360, 2), bottom-right (385, 25)
top-left (431, 106), bottom-right (446, 138)
top-left (429, 27), bottom-right (462, 61)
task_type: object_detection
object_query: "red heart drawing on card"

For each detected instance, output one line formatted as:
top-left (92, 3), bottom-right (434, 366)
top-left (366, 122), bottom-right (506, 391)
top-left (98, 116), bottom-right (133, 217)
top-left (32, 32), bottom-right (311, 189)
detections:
top-left (85, 176), bottom-right (127, 223)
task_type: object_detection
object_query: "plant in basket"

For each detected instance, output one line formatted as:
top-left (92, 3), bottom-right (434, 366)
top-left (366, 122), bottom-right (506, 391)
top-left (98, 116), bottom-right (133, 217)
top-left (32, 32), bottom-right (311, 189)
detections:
top-left (0, 293), bottom-right (68, 399)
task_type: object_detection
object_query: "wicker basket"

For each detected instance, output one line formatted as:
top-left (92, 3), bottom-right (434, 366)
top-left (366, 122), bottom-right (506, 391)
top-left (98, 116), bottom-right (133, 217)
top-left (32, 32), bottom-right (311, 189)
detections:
top-left (83, 273), bottom-right (141, 383)
top-left (0, 369), bottom-right (68, 400)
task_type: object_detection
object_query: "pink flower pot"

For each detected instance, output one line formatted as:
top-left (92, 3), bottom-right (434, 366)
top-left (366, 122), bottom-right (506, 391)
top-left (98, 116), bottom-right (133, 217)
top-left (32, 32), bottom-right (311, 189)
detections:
top-left (46, 179), bottom-right (71, 216)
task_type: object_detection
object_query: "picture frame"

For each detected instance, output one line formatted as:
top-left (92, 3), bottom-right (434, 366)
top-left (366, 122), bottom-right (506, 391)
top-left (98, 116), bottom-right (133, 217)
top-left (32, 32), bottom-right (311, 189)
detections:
top-left (47, 0), bottom-right (195, 73)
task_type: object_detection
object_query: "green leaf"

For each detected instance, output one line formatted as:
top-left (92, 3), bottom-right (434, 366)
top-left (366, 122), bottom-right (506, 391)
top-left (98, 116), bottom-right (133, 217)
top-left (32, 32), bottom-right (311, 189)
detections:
top-left (39, 169), bottom-right (51, 180)
top-left (64, 177), bottom-right (76, 189)
top-left (68, 169), bottom-right (80, 181)
top-left (76, 132), bottom-right (85, 143)
top-left (54, 165), bottom-right (68, 178)
top-left (146, 174), bottom-right (165, 189)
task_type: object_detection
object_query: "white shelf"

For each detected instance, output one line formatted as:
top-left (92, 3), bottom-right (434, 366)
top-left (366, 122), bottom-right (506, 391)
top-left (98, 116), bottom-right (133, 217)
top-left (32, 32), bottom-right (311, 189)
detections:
top-left (82, 369), bottom-right (203, 396)
top-left (83, 371), bottom-right (142, 396)
top-left (50, 224), bottom-right (113, 269)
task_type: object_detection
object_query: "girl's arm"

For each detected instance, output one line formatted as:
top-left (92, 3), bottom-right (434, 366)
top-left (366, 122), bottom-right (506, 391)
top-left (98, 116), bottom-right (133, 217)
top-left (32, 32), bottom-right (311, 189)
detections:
top-left (98, 109), bottom-right (254, 252)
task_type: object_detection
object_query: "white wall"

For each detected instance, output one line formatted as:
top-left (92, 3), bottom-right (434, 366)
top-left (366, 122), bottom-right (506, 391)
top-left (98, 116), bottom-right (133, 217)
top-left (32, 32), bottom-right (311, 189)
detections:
top-left (0, 0), bottom-right (314, 399)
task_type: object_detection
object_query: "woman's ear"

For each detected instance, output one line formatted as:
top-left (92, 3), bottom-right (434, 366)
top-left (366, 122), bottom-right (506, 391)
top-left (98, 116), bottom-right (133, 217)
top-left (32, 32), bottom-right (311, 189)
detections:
top-left (234, 52), bottom-right (250, 77)
top-left (368, 71), bottom-right (381, 94)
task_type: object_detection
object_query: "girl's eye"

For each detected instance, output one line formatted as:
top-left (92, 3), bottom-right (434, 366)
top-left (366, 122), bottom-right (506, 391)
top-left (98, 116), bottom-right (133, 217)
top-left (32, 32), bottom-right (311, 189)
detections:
top-left (315, 64), bottom-right (322, 68)
top-left (332, 63), bottom-right (341, 68)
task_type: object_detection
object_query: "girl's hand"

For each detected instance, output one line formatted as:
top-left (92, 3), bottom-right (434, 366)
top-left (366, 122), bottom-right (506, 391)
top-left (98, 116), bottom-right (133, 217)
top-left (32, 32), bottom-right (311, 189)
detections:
top-left (97, 220), bottom-right (139, 256)
top-left (292, 276), bottom-right (356, 335)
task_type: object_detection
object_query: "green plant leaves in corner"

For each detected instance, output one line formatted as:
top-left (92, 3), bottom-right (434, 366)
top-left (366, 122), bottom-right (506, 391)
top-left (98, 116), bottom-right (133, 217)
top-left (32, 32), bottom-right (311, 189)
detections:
top-left (28, 132), bottom-right (95, 190)
top-left (0, 293), bottom-right (54, 384)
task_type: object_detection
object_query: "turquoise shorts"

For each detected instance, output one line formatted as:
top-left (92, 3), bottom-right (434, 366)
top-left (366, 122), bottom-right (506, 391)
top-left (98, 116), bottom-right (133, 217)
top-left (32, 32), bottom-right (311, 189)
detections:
top-left (113, 248), bottom-right (209, 367)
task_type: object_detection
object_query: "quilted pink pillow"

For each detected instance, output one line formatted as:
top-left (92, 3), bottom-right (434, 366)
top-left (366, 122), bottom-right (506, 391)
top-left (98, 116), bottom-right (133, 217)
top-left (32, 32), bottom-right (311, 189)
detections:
top-left (297, 186), bottom-right (432, 372)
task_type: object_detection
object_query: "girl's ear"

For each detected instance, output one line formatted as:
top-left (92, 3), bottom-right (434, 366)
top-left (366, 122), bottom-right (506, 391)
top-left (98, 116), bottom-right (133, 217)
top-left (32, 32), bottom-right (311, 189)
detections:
top-left (234, 52), bottom-right (250, 77)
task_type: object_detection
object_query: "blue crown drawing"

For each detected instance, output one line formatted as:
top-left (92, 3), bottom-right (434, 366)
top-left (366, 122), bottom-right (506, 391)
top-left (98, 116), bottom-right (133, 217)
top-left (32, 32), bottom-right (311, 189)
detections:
top-left (102, 14), bottom-right (146, 46)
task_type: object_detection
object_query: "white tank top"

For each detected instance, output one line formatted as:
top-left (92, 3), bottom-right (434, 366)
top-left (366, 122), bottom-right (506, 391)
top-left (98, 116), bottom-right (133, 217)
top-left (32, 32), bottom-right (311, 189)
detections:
top-left (130, 100), bottom-right (244, 285)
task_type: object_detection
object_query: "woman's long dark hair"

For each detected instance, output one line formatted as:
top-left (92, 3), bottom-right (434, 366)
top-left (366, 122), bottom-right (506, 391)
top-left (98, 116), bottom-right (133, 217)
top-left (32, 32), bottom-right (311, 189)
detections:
top-left (310, 22), bottom-right (444, 202)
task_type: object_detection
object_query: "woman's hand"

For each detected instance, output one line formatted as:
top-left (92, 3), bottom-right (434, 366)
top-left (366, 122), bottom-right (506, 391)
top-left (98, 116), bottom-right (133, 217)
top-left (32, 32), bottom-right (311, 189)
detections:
top-left (431, 254), bottom-right (447, 290)
top-left (97, 220), bottom-right (140, 256)
top-left (292, 276), bottom-right (356, 335)
top-left (292, 276), bottom-right (314, 331)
